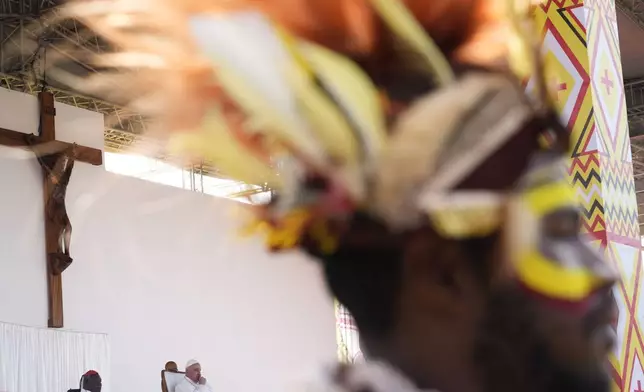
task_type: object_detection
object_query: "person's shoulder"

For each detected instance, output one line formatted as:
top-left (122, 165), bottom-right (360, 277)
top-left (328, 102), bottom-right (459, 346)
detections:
top-left (296, 361), bottom-right (421, 392)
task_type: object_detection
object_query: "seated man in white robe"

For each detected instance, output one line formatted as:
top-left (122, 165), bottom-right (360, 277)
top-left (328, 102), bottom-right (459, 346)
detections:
top-left (175, 360), bottom-right (213, 392)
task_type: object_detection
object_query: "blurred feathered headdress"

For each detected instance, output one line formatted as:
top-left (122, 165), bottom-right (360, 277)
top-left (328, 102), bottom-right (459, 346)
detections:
top-left (56, 0), bottom-right (557, 252)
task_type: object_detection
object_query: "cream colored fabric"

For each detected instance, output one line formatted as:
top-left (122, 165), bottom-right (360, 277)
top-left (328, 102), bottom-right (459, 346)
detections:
top-left (0, 322), bottom-right (110, 392)
top-left (175, 376), bottom-right (213, 392)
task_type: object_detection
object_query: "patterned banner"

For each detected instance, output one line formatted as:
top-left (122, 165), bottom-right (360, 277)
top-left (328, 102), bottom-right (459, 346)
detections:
top-left (534, 1), bottom-right (642, 391)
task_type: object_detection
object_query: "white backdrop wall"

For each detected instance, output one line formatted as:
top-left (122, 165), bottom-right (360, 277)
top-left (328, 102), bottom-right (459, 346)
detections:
top-left (0, 87), bottom-right (337, 392)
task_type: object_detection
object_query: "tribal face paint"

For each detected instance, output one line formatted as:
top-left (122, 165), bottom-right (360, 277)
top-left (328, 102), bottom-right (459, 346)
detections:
top-left (506, 153), bottom-right (618, 305)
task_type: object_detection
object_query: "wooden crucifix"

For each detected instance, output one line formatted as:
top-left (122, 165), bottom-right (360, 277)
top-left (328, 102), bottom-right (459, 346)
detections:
top-left (0, 91), bottom-right (103, 328)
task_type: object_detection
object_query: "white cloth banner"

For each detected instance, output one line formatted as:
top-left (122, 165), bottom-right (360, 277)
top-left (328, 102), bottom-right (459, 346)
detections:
top-left (0, 322), bottom-right (110, 392)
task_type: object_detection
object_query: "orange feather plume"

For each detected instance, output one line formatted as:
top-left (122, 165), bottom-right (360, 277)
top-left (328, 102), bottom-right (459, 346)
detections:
top-left (199, 0), bottom-right (513, 65)
top-left (59, 0), bottom-right (526, 178)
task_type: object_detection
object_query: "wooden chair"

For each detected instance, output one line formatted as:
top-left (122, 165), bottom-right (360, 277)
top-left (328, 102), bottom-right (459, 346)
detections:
top-left (161, 369), bottom-right (185, 392)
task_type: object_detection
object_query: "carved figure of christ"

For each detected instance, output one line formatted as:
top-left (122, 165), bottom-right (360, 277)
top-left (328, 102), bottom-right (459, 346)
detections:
top-left (0, 91), bottom-right (103, 328)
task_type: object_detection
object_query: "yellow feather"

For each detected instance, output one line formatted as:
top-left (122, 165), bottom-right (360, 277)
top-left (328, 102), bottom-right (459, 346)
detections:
top-left (274, 30), bottom-right (361, 165)
top-left (168, 110), bottom-right (282, 188)
top-left (366, 0), bottom-right (454, 86)
top-left (297, 41), bottom-right (387, 168)
top-left (507, 0), bottom-right (532, 78)
top-left (203, 61), bottom-right (327, 167)
top-left (283, 62), bottom-right (360, 165)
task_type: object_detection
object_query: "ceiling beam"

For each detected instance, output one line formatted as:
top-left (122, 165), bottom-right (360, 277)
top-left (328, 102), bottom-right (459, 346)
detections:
top-left (625, 76), bottom-right (644, 137)
top-left (617, 0), bottom-right (644, 31)
top-left (616, 1), bottom-right (644, 137)
top-left (0, 0), bottom-right (60, 72)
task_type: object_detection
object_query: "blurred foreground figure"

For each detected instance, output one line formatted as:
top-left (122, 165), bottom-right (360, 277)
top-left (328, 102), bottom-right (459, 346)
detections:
top-left (63, 1), bottom-right (619, 391)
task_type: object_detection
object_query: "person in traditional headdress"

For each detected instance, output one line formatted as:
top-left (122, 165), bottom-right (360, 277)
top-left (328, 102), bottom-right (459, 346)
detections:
top-left (60, 1), bottom-right (619, 391)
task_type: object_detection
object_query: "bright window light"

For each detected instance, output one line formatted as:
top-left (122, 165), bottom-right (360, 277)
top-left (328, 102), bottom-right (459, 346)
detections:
top-left (104, 151), bottom-right (271, 204)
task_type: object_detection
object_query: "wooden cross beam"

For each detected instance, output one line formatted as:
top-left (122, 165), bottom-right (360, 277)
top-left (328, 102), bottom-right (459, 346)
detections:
top-left (0, 91), bottom-right (103, 328)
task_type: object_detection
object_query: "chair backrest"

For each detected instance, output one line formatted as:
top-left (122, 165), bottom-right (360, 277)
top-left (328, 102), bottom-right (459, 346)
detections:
top-left (161, 370), bottom-right (186, 392)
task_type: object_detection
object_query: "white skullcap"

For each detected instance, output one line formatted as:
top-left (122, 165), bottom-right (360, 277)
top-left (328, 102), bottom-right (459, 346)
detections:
top-left (185, 359), bottom-right (200, 369)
